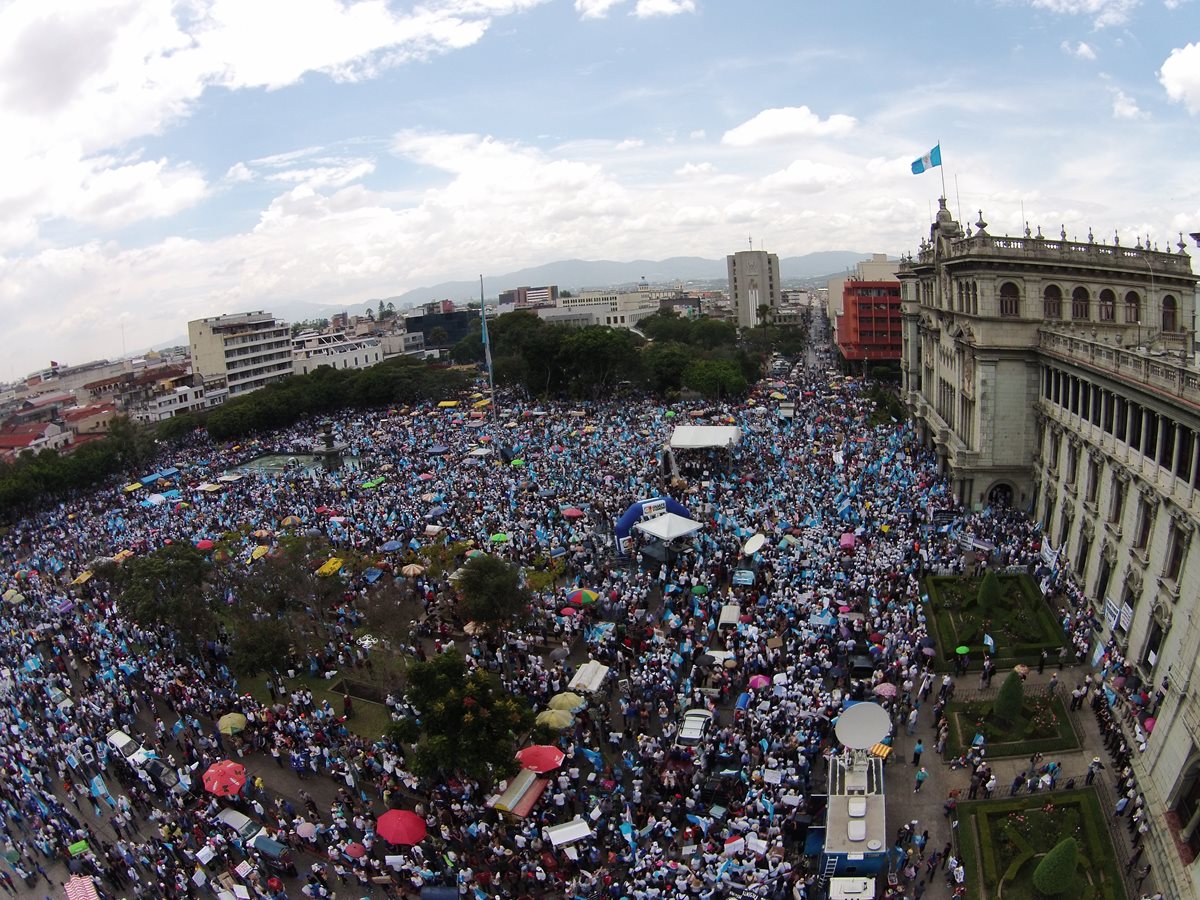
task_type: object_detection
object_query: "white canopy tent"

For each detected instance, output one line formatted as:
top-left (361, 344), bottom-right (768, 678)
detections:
top-left (635, 512), bottom-right (704, 541)
top-left (669, 425), bottom-right (741, 450)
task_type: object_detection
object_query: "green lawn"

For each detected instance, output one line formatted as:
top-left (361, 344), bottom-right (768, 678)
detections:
top-left (945, 691), bottom-right (1080, 758)
top-left (955, 789), bottom-right (1125, 900)
top-left (926, 573), bottom-right (1064, 669)
top-left (239, 671), bottom-right (393, 740)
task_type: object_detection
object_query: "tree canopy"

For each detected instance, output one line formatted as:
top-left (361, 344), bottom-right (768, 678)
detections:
top-left (114, 543), bottom-right (215, 641)
top-left (992, 671), bottom-right (1025, 725)
top-left (455, 554), bottom-right (530, 629)
top-left (390, 650), bottom-right (533, 781)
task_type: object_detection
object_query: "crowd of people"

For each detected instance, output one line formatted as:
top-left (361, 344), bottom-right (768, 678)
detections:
top-left (0, 319), bottom-right (1112, 899)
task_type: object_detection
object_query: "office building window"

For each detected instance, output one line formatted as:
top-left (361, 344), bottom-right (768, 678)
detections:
top-left (1165, 524), bottom-right (1188, 582)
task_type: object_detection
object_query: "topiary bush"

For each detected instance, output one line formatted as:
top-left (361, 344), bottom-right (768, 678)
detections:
top-left (977, 570), bottom-right (1001, 616)
top-left (1032, 836), bottom-right (1078, 897)
top-left (992, 671), bottom-right (1025, 726)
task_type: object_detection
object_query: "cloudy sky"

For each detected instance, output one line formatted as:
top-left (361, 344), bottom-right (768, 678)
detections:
top-left (1, 0), bottom-right (1198, 377)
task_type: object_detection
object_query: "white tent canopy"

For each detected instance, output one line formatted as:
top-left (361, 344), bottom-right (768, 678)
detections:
top-left (635, 512), bottom-right (704, 541)
top-left (669, 425), bottom-right (741, 449)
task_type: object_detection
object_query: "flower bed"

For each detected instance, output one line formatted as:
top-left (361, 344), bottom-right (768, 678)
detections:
top-left (945, 691), bottom-right (1079, 758)
top-left (925, 573), bottom-right (1064, 669)
top-left (956, 790), bottom-right (1125, 900)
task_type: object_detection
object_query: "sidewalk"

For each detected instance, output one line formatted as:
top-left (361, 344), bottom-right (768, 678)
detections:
top-left (882, 662), bottom-right (1157, 900)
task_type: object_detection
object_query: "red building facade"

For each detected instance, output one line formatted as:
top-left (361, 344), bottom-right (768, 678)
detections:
top-left (836, 281), bottom-right (902, 361)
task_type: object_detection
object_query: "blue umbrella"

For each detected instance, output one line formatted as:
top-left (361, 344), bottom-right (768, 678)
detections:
top-left (427, 506), bottom-right (447, 518)
top-left (380, 540), bottom-right (403, 552)
top-left (428, 445), bottom-right (450, 456)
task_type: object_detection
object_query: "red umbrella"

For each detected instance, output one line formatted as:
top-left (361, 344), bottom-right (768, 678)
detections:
top-left (560, 607), bottom-right (578, 617)
top-left (516, 744), bottom-right (565, 774)
top-left (562, 507), bottom-right (585, 519)
top-left (195, 539), bottom-right (215, 551)
top-left (202, 760), bottom-right (246, 797)
top-left (376, 809), bottom-right (427, 845)
top-left (344, 841), bottom-right (366, 858)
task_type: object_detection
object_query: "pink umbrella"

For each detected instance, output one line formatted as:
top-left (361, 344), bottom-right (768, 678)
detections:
top-left (195, 539), bottom-right (215, 551)
top-left (748, 674), bottom-right (770, 690)
top-left (873, 683), bottom-right (899, 698)
top-left (839, 533), bottom-right (856, 550)
top-left (562, 507), bottom-right (585, 519)
top-left (1144, 717), bottom-right (1156, 733)
top-left (418, 472), bottom-right (435, 481)
top-left (560, 607), bottom-right (578, 617)
top-left (344, 841), bottom-right (366, 858)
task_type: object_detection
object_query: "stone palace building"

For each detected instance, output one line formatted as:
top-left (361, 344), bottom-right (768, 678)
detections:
top-left (899, 199), bottom-right (1200, 898)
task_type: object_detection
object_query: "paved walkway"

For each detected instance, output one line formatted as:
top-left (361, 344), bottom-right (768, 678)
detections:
top-left (883, 663), bottom-right (1157, 900)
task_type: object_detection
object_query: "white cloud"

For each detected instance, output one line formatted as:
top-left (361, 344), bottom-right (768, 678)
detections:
top-left (689, 129), bottom-right (706, 140)
top-left (266, 159), bottom-right (377, 190)
top-left (0, 0), bottom-right (550, 250)
top-left (759, 159), bottom-right (854, 194)
top-left (1111, 89), bottom-right (1145, 118)
top-left (224, 162), bottom-right (254, 183)
top-left (633, 0), bottom-right (696, 16)
top-left (1026, 0), bottom-right (1140, 27)
top-left (675, 162), bottom-right (715, 176)
top-left (614, 138), bottom-right (644, 150)
top-left (721, 106), bottom-right (857, 146)
top-left (1060, 40), bottom-right (1097, 59)
top-left (1160, 42), bottom-right (1200, 113)
top-left (574, 0), bottom-right (625, 17)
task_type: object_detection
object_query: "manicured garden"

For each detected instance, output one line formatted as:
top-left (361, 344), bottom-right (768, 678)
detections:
top-left (944, 672), bottom-right (1080, 758)
top-left (955, 789), bottom-right (1126, 900)
top-left (925, 571), bottom-right (1064, 669)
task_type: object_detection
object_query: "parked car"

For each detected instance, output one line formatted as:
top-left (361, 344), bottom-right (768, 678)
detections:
top-left (674, 708), bottom-right (715, 749)
top-left (216, 808), bottom-right (269, 846)
top-left (106, 729), bottom-right (153, 767)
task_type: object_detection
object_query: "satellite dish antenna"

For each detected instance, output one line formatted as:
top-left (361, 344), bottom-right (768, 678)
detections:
top-left (834, 702), bottom-right (891, 750)
top-left (742, 534), bottom-right (766, 556)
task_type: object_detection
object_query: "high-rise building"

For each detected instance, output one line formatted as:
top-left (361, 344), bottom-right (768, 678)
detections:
top-left (900, 201), bottom-right (1200, 899)
top-left (188, 311), bottom-right (294, 399)
top-left (727, 250), bottom-right (780, 329)
top-left (499, 285), bottom-right (558, 307)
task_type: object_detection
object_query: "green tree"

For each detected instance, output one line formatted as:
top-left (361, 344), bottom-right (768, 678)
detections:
top-left (977, 570), bottom-right (1001, 615)
top-left (155, 413), bottom-right (199, 442)
top-left (429, 326), bottom-right (449, 346)
top-left (991, 671), bottom-right (1025, 726)
top-left (690, 317), bottom-right (737, 349)
top-left (683, 359), bottom-right (748, 399)
top-left (455, 554), bottom-right (530, 629)
top-left (115, 543), bottom-right (215, 641)
top-left (641, 341), bottom-right (693, 394)
top-left (390, 650), bottom-right (533, 782)
top-left (637, 310), bottom-right (693, 344)
top-left (1032, 837), bottom-right (1078, 896)
top-left (229, 617), bottom-right (293, 676)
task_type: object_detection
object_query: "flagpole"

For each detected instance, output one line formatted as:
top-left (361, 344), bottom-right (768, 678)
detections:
top-left (938, 140), bottom-right (947, 202)
top-left (480, 275), bottom-right (498, 422)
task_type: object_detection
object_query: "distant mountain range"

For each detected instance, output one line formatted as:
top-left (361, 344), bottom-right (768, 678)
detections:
top-left (288, 251), bottom-right (873, 321)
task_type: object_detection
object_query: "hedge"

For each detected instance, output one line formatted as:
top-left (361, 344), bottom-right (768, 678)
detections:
top-left (944, 692), bottom-right (1080, 758)
top-left (955, 790), bottom-right (1125, 900)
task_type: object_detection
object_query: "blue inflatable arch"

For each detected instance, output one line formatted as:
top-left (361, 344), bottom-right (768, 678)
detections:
top-left (614, 496), bottom-right (692, 545)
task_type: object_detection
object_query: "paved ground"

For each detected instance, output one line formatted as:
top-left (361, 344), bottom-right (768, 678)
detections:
top-left (882, 663), bottom-right (1157, 900)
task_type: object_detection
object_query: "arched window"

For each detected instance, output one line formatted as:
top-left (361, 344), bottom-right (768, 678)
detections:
top-left (1072, 287), bottom-right (1090, 320)
top-left (1125, 291), bottom-right (1141, 324)
top-left (1043, 284), bottom-right (1063, 320)
top-left (1163, 295), bottom-right (1179, 332)
top-left (956, 283), bottom-right (964, 312)
top-left (972, 283), bottom-right (979, 315)
top-left (999, 282), bottom-right (1020, 317)
top-left (1098, 289), bottom-right (1116, 322)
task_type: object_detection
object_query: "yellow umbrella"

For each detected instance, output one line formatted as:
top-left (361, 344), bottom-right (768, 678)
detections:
top-left (70, 571), bottom-right (93, 585)
top-left (251, 546), bottom-right (269, 561)
top-left (472, 398), bottom-right (491, 408)
top-left (218, 713), bottom-right (247, 735)
top-left (437, 400), bottom-right (460, 408)
top-left (123, 483), bottom-right (143, 493)
top-left (547, 692), bottom-right (584, 711)
top-left (281, 515), bottom-right (302, 527)
top-left (535, 709), bottom-right (575, 730)
top-left (770, 391), bottom-right (787, 400)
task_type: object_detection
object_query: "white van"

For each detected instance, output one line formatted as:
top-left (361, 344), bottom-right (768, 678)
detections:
top-left (106, 729), bottom-right (153, 767)
top-left (216, 808), bottom-right (269, 845)
top-left (718, 604), bottom-right (741, 630)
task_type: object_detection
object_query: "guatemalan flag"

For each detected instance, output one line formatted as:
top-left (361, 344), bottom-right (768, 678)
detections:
top-left (911, 144), bottom-right (942, 175)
